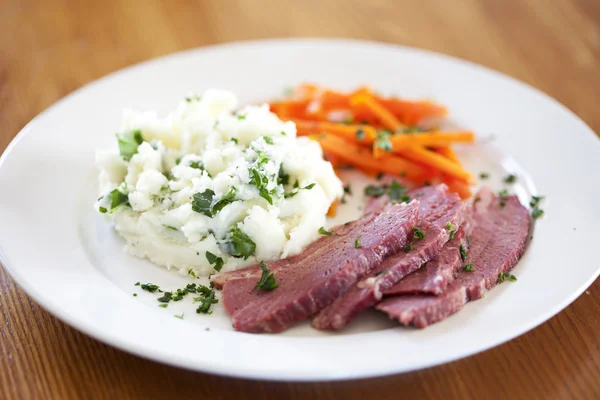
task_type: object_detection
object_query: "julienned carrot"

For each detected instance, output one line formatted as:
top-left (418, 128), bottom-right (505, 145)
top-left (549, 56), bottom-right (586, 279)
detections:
top-left (443, 177), bottom-right (472, 199)
top-left (390, 131), bottom-right (474, 150)
top-left (396, 145), bottom-right (474, 183)
top-left (327, 200), bottom-right (339, 217)
top-left (293, 119), bottom-right (376, 144)
top-left (269, 100), bottom-right (311, 119)
top-left (378, 99), bottom-right (447, 125)
top-left (350, 93), bottom-right (405, 131)
top-left (434, 146), bottom-right (461, 164)
top-left (311, 134), bottom-right (428, 182)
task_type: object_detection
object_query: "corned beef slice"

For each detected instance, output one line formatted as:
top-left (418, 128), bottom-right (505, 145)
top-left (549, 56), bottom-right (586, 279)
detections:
top-left (227, 201), bottom-right (420, 333)
top-left (312, 185), bottom-right (465, 331)
top-left (384, 226), bottom-right (469, 296)
top-left (376, 190), bottom-right (530, 328)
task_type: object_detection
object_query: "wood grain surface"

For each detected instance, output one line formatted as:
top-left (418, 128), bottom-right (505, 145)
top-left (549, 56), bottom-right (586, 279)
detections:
top-left (1, 0), bottom-right (599, 399)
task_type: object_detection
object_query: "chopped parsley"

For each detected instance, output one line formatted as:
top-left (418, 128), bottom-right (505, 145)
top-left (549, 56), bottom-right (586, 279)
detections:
top-left (530, 195), bottom-right (545, 219)
top-left (237, 114), bottom-right (247, 120)
top-left (479, 172), bottom-right (490, 179)
top-left (459, 244), bottom-right (467, 261)
top-left (263, 136), bottom-right (274, 145)
top-left (412, 226), bottom-right (426, 239)
top-left (318, 226), bottom-right (333, 236)
top-left (388, 181), bottom-right (407, 201)
top-left (133, 293), bottom-right (138, 297)
top-left (532, 208), bottom-right (545, 219)
top-left (403, 244), bottom-right (414, 253)
top-left (164, 225), bottom-right (178, 231)
top-left (116, 130), bottom-right (144, 161)
top-left (498, 189), bottom-right (509, 208)
top-left (174, 313), bottom-right (184, 319)
top-left (100, 188), bottom-right (129, 213)
top-left (284, 182), bottom-right (317, 199)
top-left (157, 292), bottom-right (173, 303)
top-left (503, 174), bottom-right (517, 183)
top-left (158, 303), bottom-right (168, 308)
top-left (499, 271), bottom-right (517, 283)
top-left (277, 165), bottom-right (290, 186)
top-left (205, 251), bottom-right (224, 272)
top-left (364, 185), bottom-right (387, 198)
top-left (354, 237), bottom-right (361, 248)
top-left (356, 129), bottom-right (365, 140)
top-left (466, 235), bottom-right (471, 247)
top-left (139, 283), bottom-right (161, 293)
top-left (343, 184), bottom-right (352, 195)
top-left (445, 221), bottom-right (457, 239)
top-left (231, 137), bottom-right (239, 144)
top-left (185, 95), bottom-right (201, 102)
top-left (192, 189), bottom-right (215, 217)
top-left (254, 261), bottom-right (278, 291)
top-left (212, 187), bottom-right (237, 214)
top-left (195, 289), bottom-right (218, 314)
top-left (376, 269), bottom-right (388, 276)
top-left (227, 227), bottom-right (256, 259)
top-left (281, 131), bottom-right (287, 136)
top-left (463, 264), bottom-right (475, 272)
top-left (375, 131), bottom-right (392, 152)
top-left (376, 172), bottom-right (384, 180)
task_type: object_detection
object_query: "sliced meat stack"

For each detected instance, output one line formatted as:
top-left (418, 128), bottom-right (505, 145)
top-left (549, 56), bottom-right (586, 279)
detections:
top-left (214, 183), bottom-right (532, 333)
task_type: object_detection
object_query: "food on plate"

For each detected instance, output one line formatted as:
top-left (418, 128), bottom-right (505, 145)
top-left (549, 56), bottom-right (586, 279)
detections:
top-left (95, 89), bottom-right (343, 277)
top-left (376, 188), bottom-right (530, 327)
top-left (98, 84), bottom-right (539, 333)
top-left (268, 83), bottom-right (476, 199)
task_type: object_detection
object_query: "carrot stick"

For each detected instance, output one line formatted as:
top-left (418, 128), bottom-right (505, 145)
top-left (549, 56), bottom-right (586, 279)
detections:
top-left (310, 134), bottom-right (428, 182)
top-left (350, 93), bottom-right (405, 131)
top-left (378, 99), bottom-right (447, 125)
top-left (293, 119), bottom-right (376, 144)
top-left (396, 145), bottom-right (474, 183)
top-left (390, 132), bottom-right (474, 150)
top-left (444, 177), bottom-right (472, 199)
top-left (434, 146), bottom-right (461, 164)
top-left (327, 200), bottom-right (339, 217)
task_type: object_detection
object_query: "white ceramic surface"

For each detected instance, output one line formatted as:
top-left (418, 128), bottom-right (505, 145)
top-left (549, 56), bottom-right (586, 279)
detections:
top-left (0, 39), bottom-right (599, 381)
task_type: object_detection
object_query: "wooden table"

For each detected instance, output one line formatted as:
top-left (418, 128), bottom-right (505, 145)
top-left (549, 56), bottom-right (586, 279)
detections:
top-left (1, 0), bottom-right (599, 398)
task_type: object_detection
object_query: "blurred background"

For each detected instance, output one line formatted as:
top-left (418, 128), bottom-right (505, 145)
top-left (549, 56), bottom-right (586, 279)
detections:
top-left (1, 1), bottom-right (599, 399)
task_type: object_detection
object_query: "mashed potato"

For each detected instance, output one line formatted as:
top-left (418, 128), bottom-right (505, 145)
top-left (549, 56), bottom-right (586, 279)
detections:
top-left (96, 89), bottom-right (343, 276)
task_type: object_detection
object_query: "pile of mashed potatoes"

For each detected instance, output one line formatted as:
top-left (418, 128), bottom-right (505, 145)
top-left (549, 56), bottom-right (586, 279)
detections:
top-left (96, 89), bottom-right (343, 276)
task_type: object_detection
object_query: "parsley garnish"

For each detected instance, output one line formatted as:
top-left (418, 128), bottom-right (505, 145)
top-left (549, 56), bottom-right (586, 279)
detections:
top-left (463, 264), bottom-right (475, 272)
top-left (354, 237), bottom-right (361, 248)
top-left (318, 226), bottom-right (333, 236)
top-left (231, 138), bottom-right (239, 144)
top-left (498, 189), bottom-right (509, 208)
top-left (343, 185), bottom-right (352, 195)
top-left (195, 289), bottom-right (218, 314)
top-left (263, 136), bottom-right (274, 145)
top-left (212, 187), bottom-right (237, 214)
top-left (466, 235), bottom-right (471, 247)
top-left (375, 131), bottom-right (392, 152)
top-left (205, 251), bottom-right (224, 272)
top-left (157, 292), bottom-right (173, 303)
top-left (133, 293), bottom-right (138, 297)
top-left (356, 129), bottom-right (365, 140)
top-left (249, 154), bottom-right (273, 205)
top-left (376, 269), bottom-right (388, 276)
top-left (460, 244), bottom-right (467, 261)
top-left (284, 182), bottom-right (317, 199)
top-left (403, 244), bottom-right (414, 253)
top-left (254, 261), bottom-right (278, 291)
top-left (499, 271), bottom-right (517, 283)
top-left (174, 313), bottom-right (184, 319)
top-left (139, 283), bottom-right (161, 293)
top-left (116, 130), bottom-right (144, 161)
top-left (237, 114), bottom-right (247, 120)
top-left (445, 221), bottom-right (457, 239)
top-left (479, 172), bottom-right (490, 179)
top-left (185, 95), bottom-right (201, 102)
top-left (158, 303), bottom-right (168, 308)
top-left (102, 188), bottom-right (129, 213)
top-left (503, 174), bottom-right (517, 183)
top-left (277, 165), bottom-right (290, 186)
top-left (192, 189), bottom-right (215, 217)
top-left (532, 209), bottom-right (544, 219)
top-left (376, 172), bottom-right (384, 180)
top-left (228, 227), bottom-right (256, 259)
top-left (164, 225), bottom-right (178, 231)
top-left (364, 185), bottom-right (387, 198)
top-left (412, 226), bottom-right (426, 239)
top-left (388, 181), bottom-right (407, 201)
top-left (188, 160), bottom-right (204, 170)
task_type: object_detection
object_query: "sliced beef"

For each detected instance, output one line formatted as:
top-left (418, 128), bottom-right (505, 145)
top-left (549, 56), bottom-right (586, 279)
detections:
top-left (226, 201), bottom-right (420, 333)
top-left (312, 185), bottom-right (466, 331)
top-left (384, 226), bottom-right (469, 296)
top-left (212, 219), bottom-right (361, 290)
top-left (376, 189), bottom-right (531, 328)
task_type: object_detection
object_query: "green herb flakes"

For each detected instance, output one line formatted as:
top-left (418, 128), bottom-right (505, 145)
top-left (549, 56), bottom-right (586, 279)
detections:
top-left (499, 271), bottom-right (517, 283)
top-left (192, 189), bottom-right (215, 217)
top-left (503, 174), bottom-right (517, 184)
top-left (354, 237), bottom-right (361, 248)
top-left (318, 226), bottom-right (333, 236)
top-left (254, 261), bottom-right (278, 291)
top-left (116, 130), bottom-right (144, 161)
top-left (263, 136), bottom-right (274, 145)
top-left (463, 264), bottom-right (475, 272)
top-left (205, 251), bottom-right (224, 272)
top-left (460, 244), bottom-right (467, 261)
top-left (412, 226), bottom-right (426, 239)
top-left (403, 244), bottom-right (414, 253)
top-left (228, 227), bottom-right (256, 259)
top-left (479, 172), bottom-right (490, 180)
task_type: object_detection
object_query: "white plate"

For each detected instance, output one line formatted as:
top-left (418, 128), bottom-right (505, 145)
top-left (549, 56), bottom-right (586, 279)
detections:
top-left (1, 39), bottom-right (599, 381)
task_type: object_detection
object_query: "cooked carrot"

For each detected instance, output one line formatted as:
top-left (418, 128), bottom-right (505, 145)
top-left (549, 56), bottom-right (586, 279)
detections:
top-left (396, 145), bottom-right (474, 183)
top-left (390, 131), bottom-right (474, 150)
top-left (443, 177), bottom-right (472, 199)
top-left (327, 200), bottom-right (339, 217)
top-left (293, 119), bottom-right (376, 144)
top-left (434, 146), bottom-right (461, 164)
top-left (350, 94), bottom-right (405, 131)
top-left (269, 99), bottom-right (311, 119)
top-left (378, 99), bottom-right (447, 125)
top-left (310, 134), bottom-right (428, 182)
